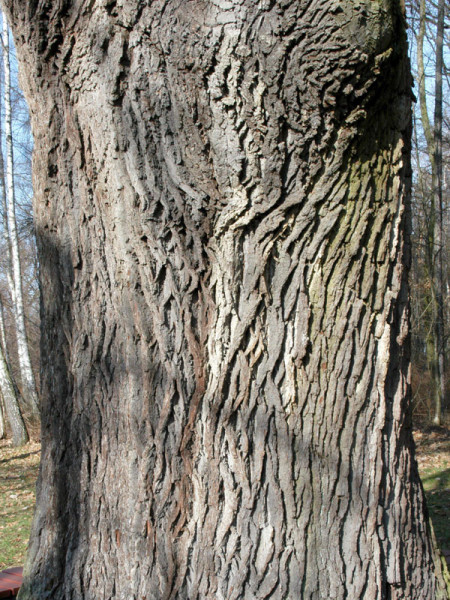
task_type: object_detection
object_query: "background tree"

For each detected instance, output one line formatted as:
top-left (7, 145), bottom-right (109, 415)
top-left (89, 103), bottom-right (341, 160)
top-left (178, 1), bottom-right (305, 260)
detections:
top-left (407, 0), bottom-right (449, 425)
top-left (0, 334), bottom-right (28, 446)
top-left (0, 387), bottom-right (6, 439)
top-left (0, 11), bottom-right (39, 442)
top-left (1, 1), bottom-right (448, 599)
top-left (0, 16), bottom-right (38, 418)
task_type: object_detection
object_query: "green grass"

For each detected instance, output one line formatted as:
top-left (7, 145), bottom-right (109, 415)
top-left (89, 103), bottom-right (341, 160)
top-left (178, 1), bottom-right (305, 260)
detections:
top-left (414, 426), bottom-right (450, 575)
top-left (420, 464), bottom-right (450, 560)
top-left (0, 440), bottom-right (40, 570)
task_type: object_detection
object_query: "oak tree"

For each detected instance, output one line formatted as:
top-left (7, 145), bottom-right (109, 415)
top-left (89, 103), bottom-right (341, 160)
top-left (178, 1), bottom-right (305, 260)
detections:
top-left (2, 0), bottom-right (448, 598)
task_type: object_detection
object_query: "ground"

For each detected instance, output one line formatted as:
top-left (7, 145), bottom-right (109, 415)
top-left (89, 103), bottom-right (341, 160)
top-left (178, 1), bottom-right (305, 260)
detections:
top-left (0, 439), bottom-right (40, 570)
top-left (0, 429), bottom-right (449, 571)
top-left (413, 425), bottom-right (450, 567)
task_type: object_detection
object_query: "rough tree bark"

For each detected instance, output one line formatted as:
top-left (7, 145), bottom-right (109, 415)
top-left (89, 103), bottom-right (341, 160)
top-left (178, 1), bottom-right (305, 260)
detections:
top-left (2, 0), bottom-right (448, 598)
top-left (0, 294), bottom-right (28, 445)
top-left (0, 302), bottom-right (28, 445)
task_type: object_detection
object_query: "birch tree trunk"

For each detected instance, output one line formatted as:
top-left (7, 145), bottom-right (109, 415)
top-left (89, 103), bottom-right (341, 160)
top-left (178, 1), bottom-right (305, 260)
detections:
top-left (2, 0), bottom-right (448, 598)
top-left (1, 17), bottom-right (39, 417)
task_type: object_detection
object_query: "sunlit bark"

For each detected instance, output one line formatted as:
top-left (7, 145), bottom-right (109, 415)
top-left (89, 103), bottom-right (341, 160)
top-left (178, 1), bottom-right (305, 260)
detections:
top-left (1, 0), bottom-right (447, 598)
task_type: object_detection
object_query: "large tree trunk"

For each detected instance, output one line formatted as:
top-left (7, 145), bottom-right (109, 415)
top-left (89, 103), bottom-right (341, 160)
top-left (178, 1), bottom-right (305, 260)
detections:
top-left (2, 1), bottom-right (447, 598)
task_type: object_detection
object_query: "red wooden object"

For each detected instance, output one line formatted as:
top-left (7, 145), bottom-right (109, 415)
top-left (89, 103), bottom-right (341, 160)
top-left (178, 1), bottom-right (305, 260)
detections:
top-left (0, 567), bottom-right (23, 598)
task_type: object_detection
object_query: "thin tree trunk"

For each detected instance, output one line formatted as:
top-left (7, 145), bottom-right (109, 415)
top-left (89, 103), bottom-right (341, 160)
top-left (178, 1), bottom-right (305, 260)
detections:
top-left (1, 17), bottom-right (39, 417)
top-left (432, 0), bottom-right (446, 425)
top-left (416, 0), bottom-right (446, 426)
top-left (0, 32), bottom-right (18, 360)
top-left (2, 1), bottom-right (447, 598)
top-left (0, 393), bottom-right (5, 439)
top-left (417, 0), bottom-right (435, 158)
top-left (0, 298), bottom-right (9, 364)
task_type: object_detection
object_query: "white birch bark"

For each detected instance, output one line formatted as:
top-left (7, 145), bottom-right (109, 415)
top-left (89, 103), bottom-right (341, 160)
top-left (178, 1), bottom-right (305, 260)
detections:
top-left (0, 70), bottom-right (16, 314)
top-left (0, 296), bottom-right (9, 440)
top-left (1, 17), bottom-right (39, 416)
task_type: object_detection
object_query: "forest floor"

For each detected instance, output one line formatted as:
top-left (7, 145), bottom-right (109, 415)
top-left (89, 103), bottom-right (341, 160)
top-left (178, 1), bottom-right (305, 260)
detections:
top-left (0, 429), bottom-right (449, 571)
top-left (413, 425), bottom-right (450, 567)
top-left (0, 439), bottom-right (40, 570)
